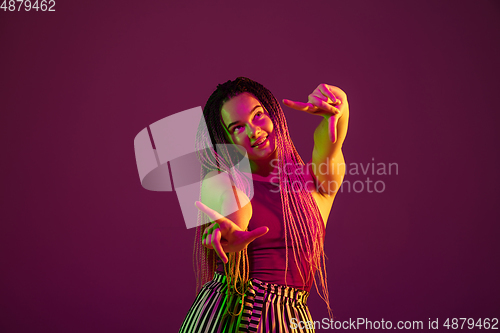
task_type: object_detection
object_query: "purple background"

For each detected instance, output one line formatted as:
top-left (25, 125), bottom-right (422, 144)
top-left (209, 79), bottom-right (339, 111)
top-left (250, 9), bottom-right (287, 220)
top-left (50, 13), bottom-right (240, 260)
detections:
top-left (1, 1), bottom-right (499, 332)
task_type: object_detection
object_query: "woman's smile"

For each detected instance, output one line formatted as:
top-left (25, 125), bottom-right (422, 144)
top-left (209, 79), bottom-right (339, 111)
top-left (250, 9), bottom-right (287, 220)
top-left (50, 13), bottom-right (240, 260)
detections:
top-left (251, 135), bottom-right (269, 148)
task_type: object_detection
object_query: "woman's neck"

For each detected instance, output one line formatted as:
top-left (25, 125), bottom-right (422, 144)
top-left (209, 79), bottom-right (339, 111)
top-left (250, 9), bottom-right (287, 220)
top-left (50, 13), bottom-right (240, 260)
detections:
top-left (249, 150), bottom-right (278, 179)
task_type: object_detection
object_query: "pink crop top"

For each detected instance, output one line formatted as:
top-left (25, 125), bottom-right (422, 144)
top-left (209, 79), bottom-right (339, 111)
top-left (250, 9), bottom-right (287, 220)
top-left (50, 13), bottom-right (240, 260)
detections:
top-left (216, 178), bottom-right (325, 292)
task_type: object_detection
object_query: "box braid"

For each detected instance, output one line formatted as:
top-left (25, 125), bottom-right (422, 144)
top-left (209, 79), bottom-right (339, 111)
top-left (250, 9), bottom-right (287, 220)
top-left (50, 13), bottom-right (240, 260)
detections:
top-left (193, 77), bottom-right (332, 318)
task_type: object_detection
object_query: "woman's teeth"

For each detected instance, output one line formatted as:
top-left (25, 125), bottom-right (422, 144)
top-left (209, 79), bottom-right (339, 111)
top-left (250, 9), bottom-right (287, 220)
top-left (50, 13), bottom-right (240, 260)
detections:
top-left (254, 137), bottom-right (267, 147)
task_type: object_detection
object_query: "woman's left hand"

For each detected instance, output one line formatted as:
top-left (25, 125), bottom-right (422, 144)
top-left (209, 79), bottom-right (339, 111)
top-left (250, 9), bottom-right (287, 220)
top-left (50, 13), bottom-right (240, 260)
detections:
top-left (283, 84), bottom-right (349, 142)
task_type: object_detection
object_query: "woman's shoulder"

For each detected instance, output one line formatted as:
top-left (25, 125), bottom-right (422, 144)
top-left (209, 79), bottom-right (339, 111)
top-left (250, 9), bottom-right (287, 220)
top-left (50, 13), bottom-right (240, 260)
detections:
top-left (201, 169), bottom-right (250, 201)
top-left (201, 170), bottom-right (233, 196)
top-left (201, 170), bottom-right (252, 222)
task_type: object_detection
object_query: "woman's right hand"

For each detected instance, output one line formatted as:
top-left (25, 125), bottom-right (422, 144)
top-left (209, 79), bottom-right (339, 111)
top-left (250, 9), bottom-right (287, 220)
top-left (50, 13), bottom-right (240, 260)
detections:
top-left (196, 201), bottom-right (269, 264)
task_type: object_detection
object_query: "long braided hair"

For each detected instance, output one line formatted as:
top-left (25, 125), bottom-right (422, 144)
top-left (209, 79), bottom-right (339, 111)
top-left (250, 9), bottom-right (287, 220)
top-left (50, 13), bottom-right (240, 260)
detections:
top-left (193, 77), bottom-right (332, 317)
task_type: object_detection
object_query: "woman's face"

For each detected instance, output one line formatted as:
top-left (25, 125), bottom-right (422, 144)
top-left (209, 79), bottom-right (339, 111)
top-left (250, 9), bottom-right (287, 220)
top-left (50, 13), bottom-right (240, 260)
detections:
top-left (220, 92), bottom-right (277, 162)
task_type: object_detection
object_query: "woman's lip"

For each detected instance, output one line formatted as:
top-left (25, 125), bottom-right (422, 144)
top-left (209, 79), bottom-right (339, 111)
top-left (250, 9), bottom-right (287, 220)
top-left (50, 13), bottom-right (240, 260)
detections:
top-left (252, 136), bottom-right (268, 148)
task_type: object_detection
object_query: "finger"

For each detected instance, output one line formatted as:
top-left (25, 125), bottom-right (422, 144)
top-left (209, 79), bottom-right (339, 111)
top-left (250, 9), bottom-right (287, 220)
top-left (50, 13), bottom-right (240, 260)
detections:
top-left (202, 230), bottom-right (207, 247)
top-left (282, 99), bottom-right (316, 112)
top-left (309, 92), bottom-right (332, 108)
top-left (324, 85), bottom-right (347, 103)
top-left (328, 115), bottom-right (338, 143)
top-left (203, 227), bottom-right (209, 246)
top-left (245, 226), bottom-right (269, 244)
top-left (204, 233), bottom-right (214, 249)
top-left (309, 91), bottom-right (329, 102)
top-left (195, 201), bottom-right (225, 222)
top-left (317, 84), bottom-right (338, 104)
top-left (202, 222), bottom-right (215, 240)
top-left (211, 228), bottom-right (228, 263)
top-left (309, 95), bottom-right (339, 114)
top-left (202, 223), bottom-right (212, 237)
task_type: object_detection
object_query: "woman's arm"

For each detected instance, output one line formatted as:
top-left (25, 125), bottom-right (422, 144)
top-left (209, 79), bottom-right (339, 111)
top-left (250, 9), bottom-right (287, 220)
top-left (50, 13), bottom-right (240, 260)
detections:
top-left (284, 84), bottom-right (349, 197)
top-left (198, 171), bottom-right (267, 263)
top-left (200, 170), bottom-right (252, 230)
top-left (312, 104), bottom-right (349, 195)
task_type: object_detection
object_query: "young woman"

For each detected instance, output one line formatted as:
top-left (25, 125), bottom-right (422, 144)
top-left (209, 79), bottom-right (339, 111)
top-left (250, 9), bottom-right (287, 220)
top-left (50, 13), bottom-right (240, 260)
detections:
top-left (179, 77), bottom-right (349, 333)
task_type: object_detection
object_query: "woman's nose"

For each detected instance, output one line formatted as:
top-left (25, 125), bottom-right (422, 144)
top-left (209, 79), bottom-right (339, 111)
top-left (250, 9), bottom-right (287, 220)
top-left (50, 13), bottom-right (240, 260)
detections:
top-left (247, 124), bottom-right (261, 138)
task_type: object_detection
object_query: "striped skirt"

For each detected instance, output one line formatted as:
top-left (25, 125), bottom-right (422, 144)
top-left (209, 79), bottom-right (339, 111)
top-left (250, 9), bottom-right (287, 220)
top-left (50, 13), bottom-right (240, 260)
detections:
top-left (179, 272), bottom-right (315, 333)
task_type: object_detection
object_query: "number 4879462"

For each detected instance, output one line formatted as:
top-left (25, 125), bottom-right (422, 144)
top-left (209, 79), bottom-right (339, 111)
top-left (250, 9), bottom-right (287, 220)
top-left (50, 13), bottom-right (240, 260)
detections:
top-left (1, 0), bottom-right (56, 11)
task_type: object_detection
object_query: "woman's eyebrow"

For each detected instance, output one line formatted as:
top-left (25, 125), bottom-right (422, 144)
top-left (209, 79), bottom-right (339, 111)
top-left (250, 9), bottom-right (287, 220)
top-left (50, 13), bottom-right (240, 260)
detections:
top-left (226, 105), bottom-right (262, 130)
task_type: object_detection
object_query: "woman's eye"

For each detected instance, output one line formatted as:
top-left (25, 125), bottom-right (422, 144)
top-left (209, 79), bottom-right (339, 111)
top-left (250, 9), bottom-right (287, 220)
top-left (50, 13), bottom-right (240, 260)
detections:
top-left (255, 112), bottom-right (263, 118)
top-left (234, 125), bottom-right (244, 132)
